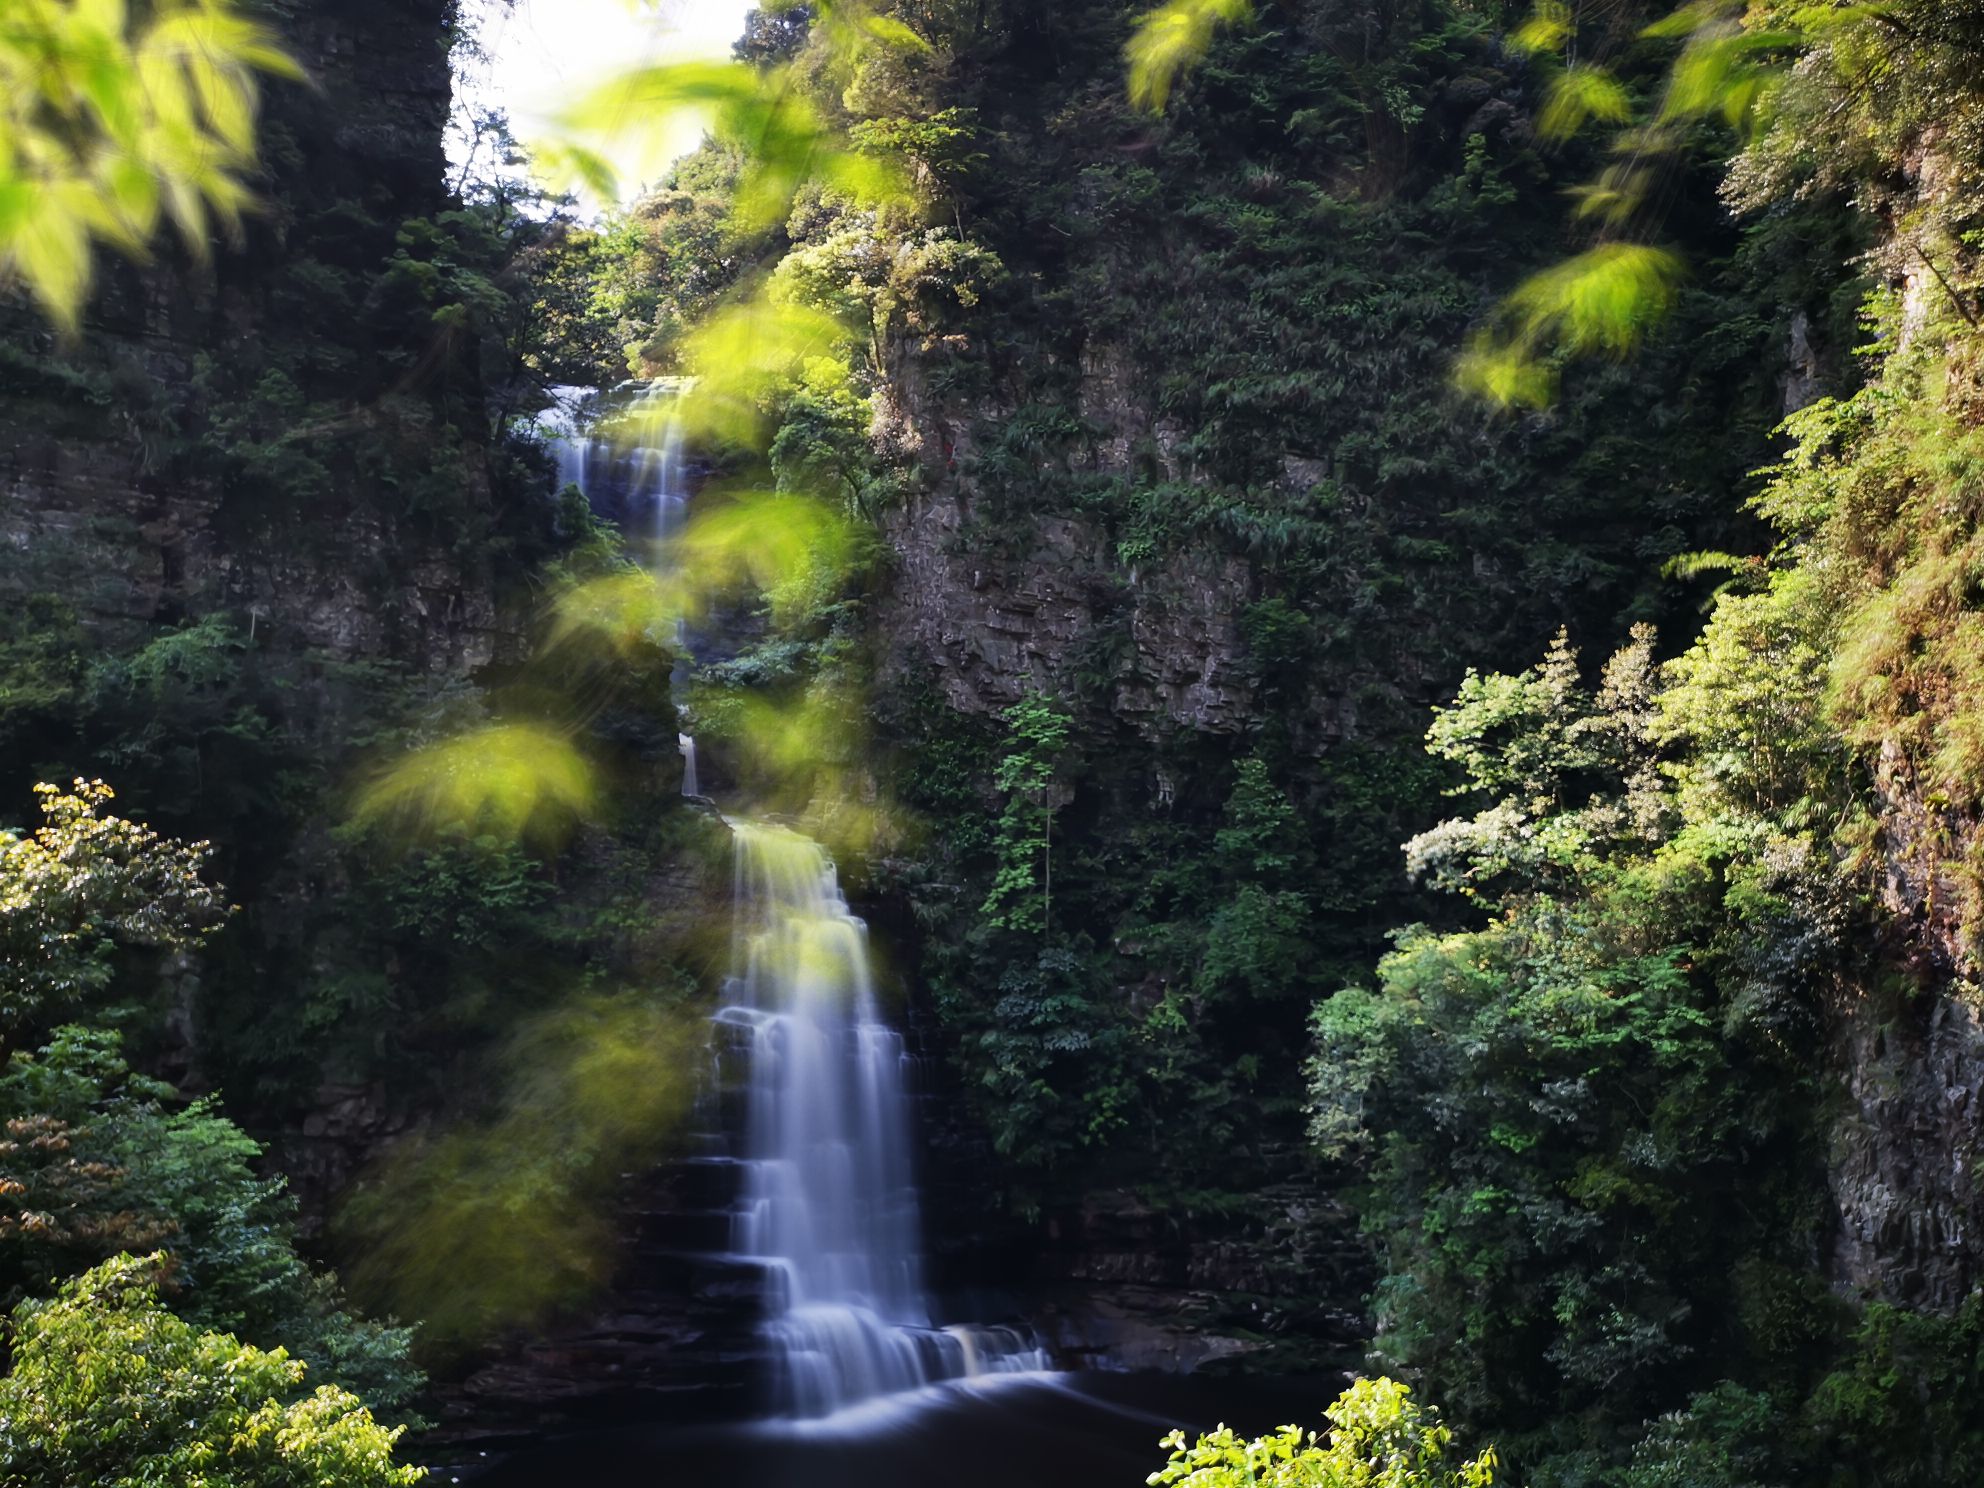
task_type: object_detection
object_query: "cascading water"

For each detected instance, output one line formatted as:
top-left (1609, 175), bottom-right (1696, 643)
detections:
top-left (545, 381), bottom-right (698, 796)
top-left (680, 733), bottom-right (700, 798)
top-left (543, 380), bottom-right (1045, 1419)
top-left (621, 379), bottom-right (690, 551)
top-left (716, 822), bottom-right (1047, 1418)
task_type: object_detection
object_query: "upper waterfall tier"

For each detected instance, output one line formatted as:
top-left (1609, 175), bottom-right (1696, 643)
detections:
top-left (543, 380), bottom-right (691, 546)
top-left (541, 380), bottom-right (696, 793)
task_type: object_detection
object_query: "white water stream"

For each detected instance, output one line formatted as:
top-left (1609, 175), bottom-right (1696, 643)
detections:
top-left (546, 384), bottom-right (1046, 1418)
top-left (546, 382), bottom-right (697, 794)
top-left (717, 823), bottom-right (1046, 1417)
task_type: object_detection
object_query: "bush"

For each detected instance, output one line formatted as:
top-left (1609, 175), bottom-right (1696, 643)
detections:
top-left (0, 1025), bottom-right (421, 1417)
top-left (1147, 1376), bottom-right (1497, 1488)
top-left (0, 1254), bottom-right (421, 1487)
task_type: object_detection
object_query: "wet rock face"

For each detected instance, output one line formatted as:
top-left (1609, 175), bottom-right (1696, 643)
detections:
top-left (876, 486), bottom-right (1257, 736)
top-left (1828, 986), bottom-right (1984, 1310)
top-left (1825, 743), bottom-right (1984, 1311)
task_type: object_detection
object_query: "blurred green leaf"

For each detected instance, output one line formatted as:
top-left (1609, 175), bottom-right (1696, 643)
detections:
top-left (353, 723), bottom-right (598, 847)
top-left (0, 0), bottom-right (300, 329)
top-left (1124, 0), bottom-right (1254, 115)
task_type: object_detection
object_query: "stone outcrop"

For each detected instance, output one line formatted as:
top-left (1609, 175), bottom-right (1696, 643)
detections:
top-left (1824, 741), bottom-right (1984, 1310)
top-left (1828, 985), bottom-right (1984, 1310)
top-left (0, 0), bottom-right (501, 675)
top-left (1023, 1181), bottom-right (1370, 1376)
top-left (876, 484), bottom-right (1257, 736)
top-left (873, 344), bottom-right (1259, 739)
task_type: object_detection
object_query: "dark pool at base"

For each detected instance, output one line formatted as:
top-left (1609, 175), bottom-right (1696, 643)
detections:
top-left (465, 1372), bottom-right (1349, 1488)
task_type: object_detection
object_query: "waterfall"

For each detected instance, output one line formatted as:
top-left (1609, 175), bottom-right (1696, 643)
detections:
top-left (628, 382), bottom-right (697, 794)
top-left (543, 383), bottom-right (1042, 1416)
top-left (542, 385), bottom-right (597, 497)
top-left (545, 380), bottom-right (698, 797)
top-left (622, 380), bottom-right (690, 550)
top-left (716, 822), bottom-right (1047, 1418)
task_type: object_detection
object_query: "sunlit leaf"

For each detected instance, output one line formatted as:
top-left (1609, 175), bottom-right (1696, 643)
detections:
top-left (543, 567), bottom-right (698, 660)
top-left (1658, 25), bottom-right (1795, 130)
top-left (1456, 245), bottom-right (1683, 408)
top-left (533, 141), bottom-right (623, 203)
top-left (1642, 0), bottom-right (1734, 42)
top-left (353, 723), bottom-right (598, 846)
top-left (1567, 163), bottom-right (1655, 228)
top-left (0, 0), bottom-right (299, 329)
top-left (1124, 0), bottom-right (1254, 115)
top-left (1512, 1), bottom-right (1573, 55)
top-left (675, 294), bottom-right (851, 445)
top-left (543, 53), bottom-right (909, 226)
top-left (341, 997), bottom-right (702, 1351)
top-left (674, 489), bottom-right (858, 622)
top-left (851, 12), bottom-right (930, 53)
top-left (1508, 242), bottom-right (1685, 357)
top-left (1538, 65), bottom-right (1633, 142)
top-left (1454, 331), bottom-right (1558, 411)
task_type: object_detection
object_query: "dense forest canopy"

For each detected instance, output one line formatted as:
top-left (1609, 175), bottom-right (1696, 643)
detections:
top-left (6, 0), bottom-right (1984, 1484)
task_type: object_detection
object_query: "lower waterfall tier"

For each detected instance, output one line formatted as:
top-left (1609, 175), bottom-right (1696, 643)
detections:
top-left (718, 819), bottom-right (1048, 1417)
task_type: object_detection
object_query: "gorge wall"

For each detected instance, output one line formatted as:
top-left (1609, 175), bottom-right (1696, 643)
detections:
top-left (848, 0), bottom-right (1827, 1374)
top-left (824, 3), bottom-right (1984, 1431)
top-left (12, 2), bottom-right (1984, 1477)
top-left (0, 0), bottom-right (497, 671)
top-left (0, 0), bottom-right (595, 1216)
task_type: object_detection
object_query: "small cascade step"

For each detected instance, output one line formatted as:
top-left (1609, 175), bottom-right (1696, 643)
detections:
top-left (630, 1206), bottom-right (736, 1252)
top-left (666, 1155), bottom-right (749, 1208)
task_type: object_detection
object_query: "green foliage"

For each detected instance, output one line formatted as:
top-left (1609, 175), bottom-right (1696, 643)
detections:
top-left (536, 159), bottom-right (745, 381)
top-left (1194, 760), bottom-right (1317, 1004)
top-left (0, 779), bottom-right (228, 1034)
top-left (1618, 1381), bottom-right (1781, 1488)
top-left (0, 1253), bottom-right (420, 1487)
top-left (0, 0), bottom-right (301, 329)
top-left (1148, 1376), bottom-right (1497, 1488)
top-left (982, 693), bottom-right (1071, 935)
top-left (0, 594), bottom-right (85, 760)
top-left (1407, 627), bottom-right (1665, 898)
top-left (849, 106), bottom-right (986, 201)
top-left (1802, 1295), bottom-right (1984, 1484)
top-left (1309, 629), bottom-right (1832, 1470)
top-left (940, 942), bottom-right (1134, 1192)
top-left (1463, 0), bottom-right (1955, 405)
top-left (0, 1025), bottom-right (422, 1417)
top-left (371, 833), bottom-right (549, 948)
top-left (1755, 324), bottom-right (1984, 820)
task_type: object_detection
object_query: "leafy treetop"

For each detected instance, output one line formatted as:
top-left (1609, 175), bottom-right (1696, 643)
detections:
top-left (1147, 1376), bottom-right (1498, 1488)
top-left (0, 1251), bottom-right (421, 1487)
top-left (0, 780), bottom-right (230, 1037)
